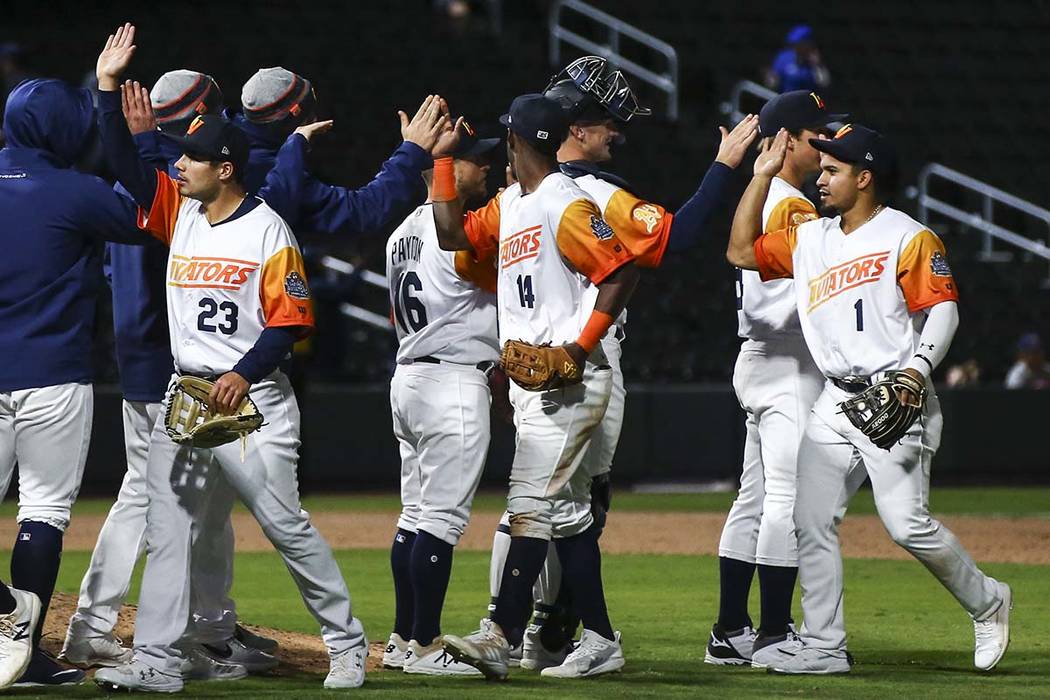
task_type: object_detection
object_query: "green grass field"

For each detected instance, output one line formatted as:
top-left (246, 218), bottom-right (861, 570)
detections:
top-left (9, 488), bottom-right (1050, 698)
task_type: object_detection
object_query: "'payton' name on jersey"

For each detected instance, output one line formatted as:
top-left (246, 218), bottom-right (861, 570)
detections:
top-left (390, 234), bottom-right (424, 266)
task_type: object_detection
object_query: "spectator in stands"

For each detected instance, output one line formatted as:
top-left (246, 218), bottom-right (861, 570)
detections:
top-left (1004, 333), bottom-right (1050, 389)
top-left (945, 358), bottom-right (980, 387)
top-left (765, 25), bottom-right (831, 94)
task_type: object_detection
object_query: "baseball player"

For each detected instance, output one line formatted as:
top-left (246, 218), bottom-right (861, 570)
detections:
top-left (726, 125), bottom-right (1012, 674)
top-left (89, 24), bottom-right (453, 691)
top-left (382, 128), bottom-right (501, 677)
top-left (486, 57), bottom-right (761, 672)
top-left (706, 90), bottom-right (849, 667)
top-left (433, 93), bottom-right (640, 681)
top-left (0, 76), bottom-right (153, 685)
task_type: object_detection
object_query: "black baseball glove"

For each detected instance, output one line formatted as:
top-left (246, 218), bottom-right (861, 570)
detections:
top-left (838, 370), bottom-right (927, 450)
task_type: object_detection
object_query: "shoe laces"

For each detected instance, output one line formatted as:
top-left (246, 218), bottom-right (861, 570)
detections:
top-left (974, 615), bottom-right (998, 644)
top-left (565, 634), bottom-right (606, 661)
top-left (333, 648), bottom-right (365, 673)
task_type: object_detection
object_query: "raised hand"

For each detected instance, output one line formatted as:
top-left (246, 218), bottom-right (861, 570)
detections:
top-left (715, 114), bottom-right (760, 169)
top-left (431, 116), bottom-right (467, 158)
top-left (97, 23), bottom-right (136, 91)
top-left (754, 128), bottom-right (788, 178)
top-left (121, 80), bottom-right (156, 135)
top-left (399, 95), bottom-right (450, 153)
top-left (294, 119), bottom-right (335, 143)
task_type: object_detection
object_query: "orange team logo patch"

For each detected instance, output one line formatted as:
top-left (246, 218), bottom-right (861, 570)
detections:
top-left (187, 116), bottom-right (205, 135)
top-left (500, 225), bottom-right (542, 269)
top-left (168, 255), bottom-right (259, 290)
top-left (807, 251), bottom-right (890, 312)
top-left (810, 92), bottom-right (825, 110)
top-left (791, 211), bottom-right (818, 226)
top-left (632, 204), bottom-right (663, 233)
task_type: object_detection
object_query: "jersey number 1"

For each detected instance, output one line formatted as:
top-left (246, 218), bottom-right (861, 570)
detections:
top-left (854, 299), bottom-right (864, 332)
top-left (393, 271), bottom-right (428, 333)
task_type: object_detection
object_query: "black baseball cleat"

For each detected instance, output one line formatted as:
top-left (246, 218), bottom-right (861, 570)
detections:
top-left (703, 623), bottom-right (757, 666)
top-left (14, 648), bottom-right (86, 686)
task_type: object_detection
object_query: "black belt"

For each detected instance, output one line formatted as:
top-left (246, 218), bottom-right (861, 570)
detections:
top-left (830, 376), bottom-right (872, 393)
top-left (408, 356), bottom-right (497, 375)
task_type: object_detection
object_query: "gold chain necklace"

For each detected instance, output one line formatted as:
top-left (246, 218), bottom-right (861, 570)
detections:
top-left (864, 204), bottom-right (883, 225)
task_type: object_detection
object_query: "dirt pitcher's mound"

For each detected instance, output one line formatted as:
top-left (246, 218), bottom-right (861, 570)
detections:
top-left (43, 592), bottom-right (385, 677)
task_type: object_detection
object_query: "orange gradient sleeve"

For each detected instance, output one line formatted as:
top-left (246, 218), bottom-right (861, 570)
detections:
top-left (454, 249), bottom-right (497, 293)
top-left (555, 198), bottom-right (635, 284)
top-left (136, 171), bottom-right (182, 245)
top-left (765, 196), bottom-right (818, 233)
top-left (753, 225), bottom-right (799, 280)
top-left (897, 229), bottom-right (959, 312)
top-left (463, 192), bottom-right (502, 261)
top-left (602, 189), bottom-right (673, 268)
top-left (259, 246), bottom-right (315, 335)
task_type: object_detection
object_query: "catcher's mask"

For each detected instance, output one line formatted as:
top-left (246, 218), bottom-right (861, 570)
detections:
top-left (543, 55), bottom-right (652, 127)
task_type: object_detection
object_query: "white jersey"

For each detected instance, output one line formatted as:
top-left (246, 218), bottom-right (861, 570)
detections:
top-left (737, 177), bottom-right (818, 340)
top-left (138, 177), bottom-right (314, 376)
top-left (463, 172), bottom-right (633, 350)
top-left (755, 206), bottom-right (959, 378)
top-left (385, 204), bottom-right (498, 365)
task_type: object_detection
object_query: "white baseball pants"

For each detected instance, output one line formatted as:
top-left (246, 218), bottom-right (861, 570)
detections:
top-left (794, 382), bottom-right (1003, 651)
top-left (0, 382), bottom-right (92, 530)
top-left (719, 337), bottom-right (823, 567)
top-left (133, 372), bottom-right (364, 675)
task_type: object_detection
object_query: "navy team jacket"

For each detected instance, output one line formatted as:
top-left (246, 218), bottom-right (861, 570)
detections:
top-left (0, 79), bottom-right (146, 393)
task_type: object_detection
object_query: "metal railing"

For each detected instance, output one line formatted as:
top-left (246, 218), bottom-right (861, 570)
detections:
top-left (318, 255), bottom-right (394, 333)
top-left (548, 0), bottom-right (679, 120)
top-left (720, 80), bottom-right (778, 124)
top-left (909, 164), bottom-right (1050, 284)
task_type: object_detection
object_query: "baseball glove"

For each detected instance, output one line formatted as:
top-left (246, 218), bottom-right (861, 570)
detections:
top-left (838, 370), bottom-right (927, 450)
top-left (164, 376), bottom-right (264, 449)
top-left (500, 340), bottom-right (583, 391)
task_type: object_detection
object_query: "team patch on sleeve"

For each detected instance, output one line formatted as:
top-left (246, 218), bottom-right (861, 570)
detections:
top-left (284, 270), bottom-right (310, 299)
top-left (930, 251), bottom-right (952, 277)
top-left (590, 215), bottom-right (615, 241)
top-left (601, 189), bottom-right (672, 268)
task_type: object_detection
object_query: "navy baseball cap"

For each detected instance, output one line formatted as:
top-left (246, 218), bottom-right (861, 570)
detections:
top-left (452, 123), bottom-right (501, 160)
top-left (810, 123), bottom-right (897, 177)
top-left (164, 114), bottom-right (249, 172)
top-left (759, 90), bottom-right (847, 136)
top-left (499, 94), bottom-right (568, 155)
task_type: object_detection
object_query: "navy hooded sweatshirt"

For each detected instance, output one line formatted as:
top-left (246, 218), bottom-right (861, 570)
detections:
top-left (0, 79), bottom-right (145, 392)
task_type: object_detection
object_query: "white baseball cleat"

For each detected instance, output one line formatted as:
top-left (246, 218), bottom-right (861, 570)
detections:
top-left (540, 629), bottom-right (625, 678)
top-left (60, 631), bottom-right (133, 668)
top-left (403, 639), bottom-right (482, 676)
top-left (703, 623), bottom-right (756, 666)
top-left (974, 581), bottom-right (1012, 671)
top-left (750, 628), bottom-right (801, 669)
top-left (441, 620), bottom-right (510, 681)
top-left (324, 644), bottom-right (366, 689)
top-left (94, 660), bottom-right (184, 693)
top-left (0, 587), bottom-right (40, 689)
top-left (184, 647), bottom-right (248, 681)
top-left (766, 642), bottom-right (852, 675)
top-left (382, 632), bottom-right (408, 670)
top-left (520, 623), bottom-right (571, 671)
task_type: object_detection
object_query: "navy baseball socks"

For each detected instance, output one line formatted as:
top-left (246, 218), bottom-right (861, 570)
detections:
top-left (390, 528), bottom-right (417, 640)
top-left (554, 526), bottom-right (614, 641)
top-left (757, 564), bottom-right (798, 635)
top-left (10, 521), bottom-right (83, 686)
top-left (717, 556), bottom-right (756, 631)
top-left (491, 536), bottom-right (549, 647)
top-left (409, 531), bottom-right (454, 646)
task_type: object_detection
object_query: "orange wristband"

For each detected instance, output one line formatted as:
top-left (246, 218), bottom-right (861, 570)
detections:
top-left (431, 156), bottom-right (456, 202)
top-left (576, 311), bottom-right (614, 354)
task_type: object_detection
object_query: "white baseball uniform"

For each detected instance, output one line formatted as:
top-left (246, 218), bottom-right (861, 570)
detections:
top-left (718, 176), bottom-right (824, 567)
top-left (464, 173), bottom-right (633, 539)
top-left (755, 205), bottom-right (1003, 651)
top-left (387, 203), bottom-right (498, 546)
top-left (129, 176), bottom-right (365, 675)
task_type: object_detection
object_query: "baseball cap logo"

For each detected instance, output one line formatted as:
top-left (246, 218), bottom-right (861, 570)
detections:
top-left (463, 121), bottom-right (476, 137)
top-left (221, 146), bottom-right (230, 156)
top-left (834, 124), bottom-right (853, 139)
top-left (537, 130), bottom-right (549, 140)
top-left (810, 92), bottom-right (825, 110)
top-left (187, 116), bottom-right (205, 135)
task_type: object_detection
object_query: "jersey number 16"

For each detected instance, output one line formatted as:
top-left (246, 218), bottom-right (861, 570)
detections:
top-left (393, 271), bottom-right (429, 333)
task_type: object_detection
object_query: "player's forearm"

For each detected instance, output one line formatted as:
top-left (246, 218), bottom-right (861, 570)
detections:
top-left (431, 158), bottom-right (473, 251)
top-left (726, 174), bottom-right (773, 269)
top-left (97, 89), bottom-right (158, 208)
top-left (593, 262), bottom-right (639, 318)
top-left (666, 161), bottom-right (733, 253)
top-left (231, 325), bottom-right (303, 383)
top-left (904, 301), bottom-right (959, 379)
top-left (258, 133), bottom-right (308, 225)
